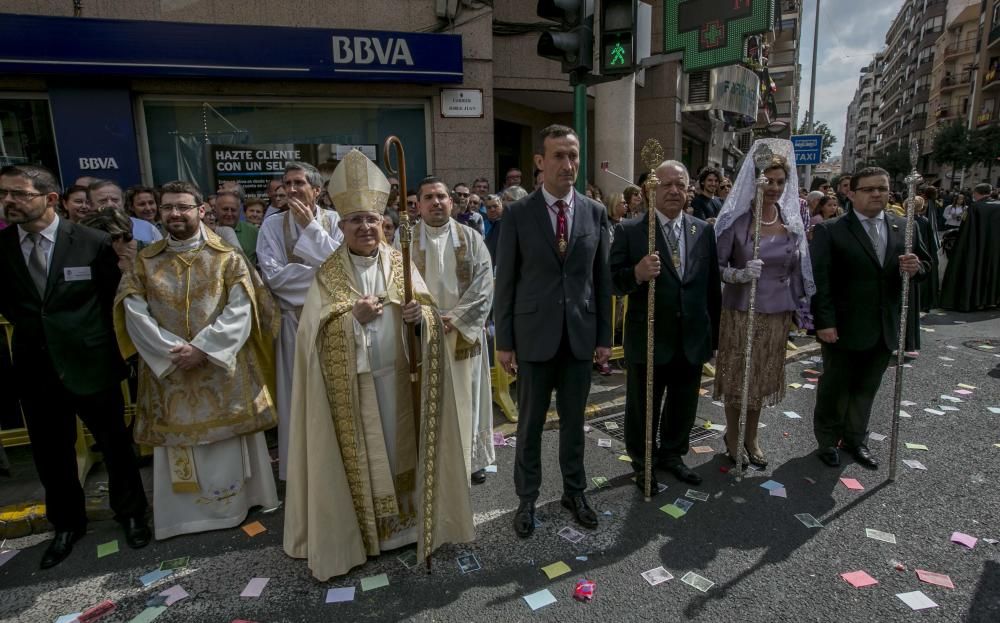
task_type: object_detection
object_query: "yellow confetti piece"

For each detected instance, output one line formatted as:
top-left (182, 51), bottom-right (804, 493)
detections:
top-left (541, 561), bottom-right (571, 579)
top-left (788, 383), bottom-right (803, 389)
top-left (957, 383), bottom-right (977, 390)
top-left (617, 454), bottom-right (632, 462)
top-left (905, 443), bottom-right (929, 451)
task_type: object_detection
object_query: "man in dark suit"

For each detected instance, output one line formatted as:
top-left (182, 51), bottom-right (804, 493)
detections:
top-left (810, 166), bottom-right (931, 469)
top-left (495, 125), bottom-right (612, 537)
top-left (610, 161), bottom-right (721, 491)
top-left (0, 165), bottom-right (149, 569)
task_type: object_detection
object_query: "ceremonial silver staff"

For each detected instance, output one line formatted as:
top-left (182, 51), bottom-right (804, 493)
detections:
top-left (734, 145), bottom-right (774, 482)
top-left (888, 140), bottom-right (921, 482)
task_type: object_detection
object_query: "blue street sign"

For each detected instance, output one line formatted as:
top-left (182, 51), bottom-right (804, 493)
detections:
top-left (791, 134), bottom-right (824, 166)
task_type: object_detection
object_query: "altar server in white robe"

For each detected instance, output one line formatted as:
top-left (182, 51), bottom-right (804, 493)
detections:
top-left (257, 161), bottom-right (343, 480)
top-left (412, 176), bottom-right (496, 484)
top-left (115, 180), bottom-right (280, 540)
top-left (283, 150), bottom-right (473, 581)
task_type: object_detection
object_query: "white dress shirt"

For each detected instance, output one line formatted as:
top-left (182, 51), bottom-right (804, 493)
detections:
top-left (855, 210), bottom-right (886, 261)
top-left (655, 210), bottom-right (685, 277)
top-left (17, 214), bottom-right (60, 274)
top-left (540, 186), bottom-right (575, 238)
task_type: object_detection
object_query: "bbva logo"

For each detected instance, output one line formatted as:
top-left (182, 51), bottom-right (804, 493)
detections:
top-left (332, 36), bottom-right (414, 66)
top-left (79, 157), bottom-right (120, 170)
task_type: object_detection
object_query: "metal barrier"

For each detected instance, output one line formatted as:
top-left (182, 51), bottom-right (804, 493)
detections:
top-left (488, 296), bottom-right (628, 424)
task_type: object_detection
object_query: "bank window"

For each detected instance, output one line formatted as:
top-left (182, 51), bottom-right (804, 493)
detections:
top-left (0, 97), bottom-right (59, 173)
top-left (141, 99), bottom-right (428, 196)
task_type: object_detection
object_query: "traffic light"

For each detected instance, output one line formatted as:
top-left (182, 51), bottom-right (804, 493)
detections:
top-left (599, 0), bottom-right (636, 75)
top-left (537, 0), bottom-right (594, 79)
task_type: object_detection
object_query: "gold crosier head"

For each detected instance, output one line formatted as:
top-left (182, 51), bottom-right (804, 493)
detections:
top-left (640, 139), bottom-right (665, 209)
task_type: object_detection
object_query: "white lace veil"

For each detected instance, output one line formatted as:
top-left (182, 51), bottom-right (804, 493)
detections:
top-left (715, 138), bottom-right (815, 297)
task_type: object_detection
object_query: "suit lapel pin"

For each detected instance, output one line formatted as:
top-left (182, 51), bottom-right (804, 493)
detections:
top-left (892, 224), bottom-right (899, 230)
top-left (689, 224), bottom-right (696, 235)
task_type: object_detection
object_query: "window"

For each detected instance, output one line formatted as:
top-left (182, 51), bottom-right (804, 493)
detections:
top-left (0, 96), bottom-right (59, 174)
top-left (141, 98), bottom-right (429, 193)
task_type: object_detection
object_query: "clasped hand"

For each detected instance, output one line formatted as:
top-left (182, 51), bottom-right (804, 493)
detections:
top-left (169, 343), bottom-right (207, 370)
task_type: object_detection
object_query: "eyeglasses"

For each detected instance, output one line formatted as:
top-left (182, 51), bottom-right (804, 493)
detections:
top-left (856, 186), bottom-right (890, 194)
top-left (344, 215), bottom-right (381, 227)
top-left (0, 188), bottom-right (45, 202)
top-left (159, 203), bottom-right (200, 214)
top-left (454, 192), bottom-right (469, 198)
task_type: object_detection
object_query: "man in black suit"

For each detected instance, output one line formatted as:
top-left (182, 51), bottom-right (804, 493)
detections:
top-left (610, 161), bottom-right (721, 491)
top-left (0, 165), bottom-right (149, 569)
top-left (810, 166), bottom-right (931, 469)
top-left (495, 125), bottom-right (612, 537)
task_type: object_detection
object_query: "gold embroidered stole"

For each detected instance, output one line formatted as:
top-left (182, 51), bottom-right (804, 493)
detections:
top-left (314, 245), bottom-right (444, 551)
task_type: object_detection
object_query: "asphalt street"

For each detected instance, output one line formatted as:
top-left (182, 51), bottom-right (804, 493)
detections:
top-left (1, 309), bottom-right (998, 623)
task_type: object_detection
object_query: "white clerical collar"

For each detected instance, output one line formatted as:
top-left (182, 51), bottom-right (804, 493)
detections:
top-left (541, 186), bottom-right (574, 209)
top-left (17, 213), bottom-right (59, 245)
top-left (167, 224), bottom-right (206, 250)
top-left (421, 219), bottom-right (460, 248)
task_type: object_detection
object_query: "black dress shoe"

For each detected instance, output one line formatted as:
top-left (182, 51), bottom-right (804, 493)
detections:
top-left (122, 517), bottom-right (151, 549)
top-left (846, 445), bottom-right (879, 469)
top-left (513, 501), bottom-right (535, 538)
top-left (817, 446), bottom-right (840, 467)
top-left (561, 493), bottom-right (598, 529)
top-left (40, 528), bottom-right (85, 569)
top-left (471, 469), bottom-right (487, 485)
top-left (664, 462), bottom-right (702, 486)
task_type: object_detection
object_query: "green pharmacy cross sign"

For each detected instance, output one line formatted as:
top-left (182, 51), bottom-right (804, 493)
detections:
top-left (664, 0), bottom-right (774, 73)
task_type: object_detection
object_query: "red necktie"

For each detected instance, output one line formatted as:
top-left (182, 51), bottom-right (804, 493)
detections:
top-left (555, 200), bottom-right (568, 258)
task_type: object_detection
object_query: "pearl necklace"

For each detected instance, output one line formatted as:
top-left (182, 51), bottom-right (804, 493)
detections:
top-left (760, 207), bottom-right (780, 226)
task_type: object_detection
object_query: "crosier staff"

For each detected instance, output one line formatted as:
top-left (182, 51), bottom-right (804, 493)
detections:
top-left (639, 140), bottom-right (664, 501)
top-left (383, 136), bottom-right (433, 570)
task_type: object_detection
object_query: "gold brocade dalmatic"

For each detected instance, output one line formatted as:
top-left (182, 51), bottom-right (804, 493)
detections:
top-left (114, 230), bottom-right (279, 447)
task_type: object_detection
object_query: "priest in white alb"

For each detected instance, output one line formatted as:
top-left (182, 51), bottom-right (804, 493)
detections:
top-left (411, 176), bottom-right (495, 485)
top-left (283, 149), bottom-right (473, 581)
top-left (257, 161), bottom-right (342, 480)
top-left (115, 180), bottom-right (280, 540)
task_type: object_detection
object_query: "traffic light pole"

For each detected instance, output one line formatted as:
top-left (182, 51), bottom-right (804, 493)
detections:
top-left (574, 82), bottom-right (588, 193)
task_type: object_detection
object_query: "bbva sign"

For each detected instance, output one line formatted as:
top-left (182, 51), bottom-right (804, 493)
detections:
top-left (331, 36), bottom-right (414, 66)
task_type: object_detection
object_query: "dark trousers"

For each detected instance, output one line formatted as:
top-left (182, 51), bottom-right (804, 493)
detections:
top-left (813, 342), bottom-right (892, 449)
top-left (624, 354), bottom-right (702, 472)
top-left (513, 333), bottom-right (591, 502)
top-left (18, 367), bottom-right (147, 532)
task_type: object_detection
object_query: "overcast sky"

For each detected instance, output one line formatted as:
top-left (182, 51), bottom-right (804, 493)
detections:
top-left (796, 0), bottom-right (904, 157)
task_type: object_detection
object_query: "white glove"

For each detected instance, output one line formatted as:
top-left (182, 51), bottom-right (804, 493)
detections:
top-left (722, 259), bottom-right (764, 284)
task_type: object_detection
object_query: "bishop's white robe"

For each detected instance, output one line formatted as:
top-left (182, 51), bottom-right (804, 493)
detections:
top-left (415, 220), bottom-right (495, 477)
top-left (120, 230), bottom-right (279, 540)
top-left (257, 208), bottom-right (342, 479)
top-left (283, 243), bottom-right (474, 581)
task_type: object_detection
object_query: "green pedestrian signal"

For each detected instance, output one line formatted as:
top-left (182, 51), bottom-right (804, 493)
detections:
top-left (609, 41), bottom-right (627, 66)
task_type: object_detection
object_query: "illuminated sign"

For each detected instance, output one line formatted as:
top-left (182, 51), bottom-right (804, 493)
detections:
top-left (664, 0), bottom-right (775, 73)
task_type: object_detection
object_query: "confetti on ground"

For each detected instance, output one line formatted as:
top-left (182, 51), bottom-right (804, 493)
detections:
top-left (916, 570), bottom-right (955, 589)
top-left (617, 455), bottom-right (632, 462)
top-left (241, 521), bottom-right (266, 537)
top-left (485, 465), bottom-right (498, 473)
top-left (592, 476), bottom-right (608, 488)
top-left (783, 411), bottom-right (802, 419)
top-left (159, 557), bottom-right (189, 571)
top-left (604, 422), bottom-right (619, 431)
top-left (896, 591), bottom-right (938, 610)
top-left (903, 460), bottom-right (926, 470)
top-left (523, 589), bottom-right (556, 611)
top-left (97, 540), bottom-right (119, 558)
top-left (660, 504), bottom-right (686, 519)
top-left (924, 408), bottom-right (946, 416)
top-left (641, 566), bottom-right (674, 586)
top-left (988, 407), bottom-right (1000, 414)
top-left (673, 498), bottom-right (694, 513)
top-left (680, 571), bottom-right (714, 592)
top-left (541, 561), bottom-right (571, 580)
top-left (841, 570), bottom-right (878, 588)
top-left (54, 615), bottom-right (81, 623)
top-left (685, 490), bottom-right (710, 502)
top-left (957, 383), bottom-right (976, 389)
top-left (954, 389), bottom-right (972, 395)
top-left (760, 480), bottom-right (784, 491)
top-left (869, 432), bottom-right (887, 442)
top-left (326, 587), bottom-right (355, 603)
top-left (866, 528), bottom-right (897, 544)
top-left (597, 438), bottom-right (612, 448)
top-left (938, 356), bottom-right (955, 361)
top-left (240, 578), bottom-right (269, 598)
top-left (940, 395), bottom-right (963, 403)
top-left (159, 585), bottom-right (189, 606)
top-left (840, 478), bottom-right (864, 491)
top-left (128, 606), bottom-right (167, 623)
top-left (691, 446), bottom-right (713, 454)
top-left (139, 569), bottom-right (173, 587)
top-left (899, 410), bottom-right (912, 418)
top-left (900, 400), bottom-right (917, 406)
top-left (361, 574), bottom-right (390, 591)
top-left (0, 550), bottom-right (19, 569)
top-left (802, 383), bottom-right (815, 389)
top-left (769, 488), bottom-right (787, 498)
top-left (558, 527), bottom-right (585, 543)
top-left (951, 532), bottom-right (977, 549)
top-left (939, 405), bottom-right (959, 412)
top-left (788, 383), bottom-right (802, 389)
top-left (905, 443), bottom-right (929, 451)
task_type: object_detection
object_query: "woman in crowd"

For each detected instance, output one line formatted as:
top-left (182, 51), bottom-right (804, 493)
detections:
top-left (942, 192), bottom-right (967, 230)
top-left (623, 186), bottom-right (644, 217)
top-left (61, 185), bottom-right (93, 222)
top-left (244, 198), bottom-right (266, 226)
top-left (124, 185), bottom-right (160, 232)
top-left (714, 145), bottom-right (814, 468)
top-left (605, 192), bottom-right (627, 229)
top-left (586, 183), bottom-right (604, 205)
top-left (718, 177), bottom-right (733, 202)
top-left (382, 207), bottom-right (400, 243)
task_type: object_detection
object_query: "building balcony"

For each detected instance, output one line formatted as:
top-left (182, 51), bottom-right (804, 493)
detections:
top-left (988, 24), bottom-right (1000, 51)
top-left (944, 39), bottom-right (977, 60)
top-left (935, 108), bottom-right (961, 122)
top-left (939, 75), bottom-right (972, 92)
top-left (983, 67), bottom-right (1000, 92)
